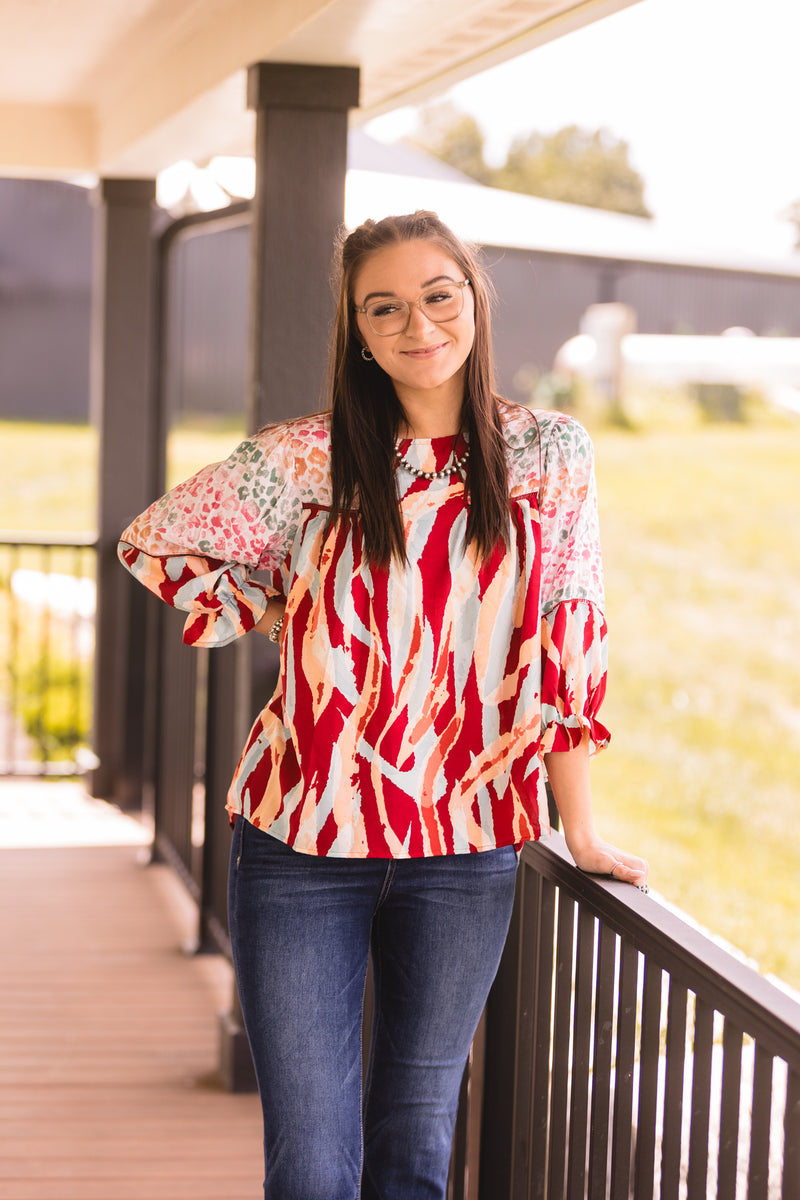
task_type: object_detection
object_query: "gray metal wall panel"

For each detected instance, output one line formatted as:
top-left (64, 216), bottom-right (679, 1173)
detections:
top-left (164, 225), bottom-right (251, 420)
top-left (0, 291), bottom-right (90, 419)
top-left (487, 249), bottom-right (601, 400)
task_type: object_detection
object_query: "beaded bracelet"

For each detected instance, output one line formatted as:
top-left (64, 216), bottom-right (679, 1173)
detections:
top-left (267, 614), bottom-right (285, 643)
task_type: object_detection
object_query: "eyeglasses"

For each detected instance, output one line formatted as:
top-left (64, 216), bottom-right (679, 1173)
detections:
top-left (354, 279), bottom-right (470, 336)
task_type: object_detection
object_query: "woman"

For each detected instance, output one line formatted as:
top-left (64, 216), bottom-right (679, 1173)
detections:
top-left (119, 210), bottom-right (648, 1200)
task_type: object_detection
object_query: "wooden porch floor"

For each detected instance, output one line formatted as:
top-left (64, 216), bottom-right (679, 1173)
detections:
top-left (0, 781), bottom-right (264, 1200)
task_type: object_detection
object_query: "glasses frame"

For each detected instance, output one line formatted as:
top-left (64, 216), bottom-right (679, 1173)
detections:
top-left (353, 279), bottom-right (470, 336)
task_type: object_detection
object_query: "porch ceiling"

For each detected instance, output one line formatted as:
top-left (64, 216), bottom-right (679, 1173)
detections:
top-left (1, 0), bottom-right (640, 179)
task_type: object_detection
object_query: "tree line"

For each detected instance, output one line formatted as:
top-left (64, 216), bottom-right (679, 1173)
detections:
top-left (409, 102), bottom-right (652, 218)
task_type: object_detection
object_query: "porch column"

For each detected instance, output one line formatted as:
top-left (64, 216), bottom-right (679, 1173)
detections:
top-left (216, 61), bottom-right (359, 1092)
top-left (89, 178), bottom-right (157, 807)
top-left (246, 61), bottom-right (360, 429)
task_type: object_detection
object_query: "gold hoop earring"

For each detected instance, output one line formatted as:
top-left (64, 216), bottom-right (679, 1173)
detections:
top-left (361, 346), bottom-right (374, 362)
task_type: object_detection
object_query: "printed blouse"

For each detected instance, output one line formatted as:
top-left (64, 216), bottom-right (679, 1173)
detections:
top-left (118, 402), bottom-right (610, 859)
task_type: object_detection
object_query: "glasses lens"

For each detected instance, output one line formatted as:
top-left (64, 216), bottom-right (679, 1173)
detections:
top-left (366, 299), bottom-right (409, 336)
top-left (420, 284), bottom-right (463, 323)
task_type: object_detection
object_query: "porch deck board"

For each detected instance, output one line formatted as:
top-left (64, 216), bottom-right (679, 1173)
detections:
top-left (0, 800), bottom-right (263, 1200)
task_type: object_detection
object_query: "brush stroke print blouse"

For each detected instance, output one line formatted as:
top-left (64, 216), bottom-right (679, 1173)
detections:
top-left (119, 403), bottom-right (609, 859)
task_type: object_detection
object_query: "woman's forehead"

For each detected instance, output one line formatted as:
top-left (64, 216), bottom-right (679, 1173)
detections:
top-left (353, 239), bottom-right (461, 298)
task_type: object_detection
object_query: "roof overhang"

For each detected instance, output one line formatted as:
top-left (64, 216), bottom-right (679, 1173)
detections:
top-left (0, 0), bottom-right (642, 179)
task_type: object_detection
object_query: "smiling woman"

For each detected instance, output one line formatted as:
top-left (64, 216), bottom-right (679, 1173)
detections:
top-left (329, 210), bottom-right (509, 566)
top-left (117, 209), bottom-right (647, 1200)
top-left (353, 246), bottom-right (475, 433)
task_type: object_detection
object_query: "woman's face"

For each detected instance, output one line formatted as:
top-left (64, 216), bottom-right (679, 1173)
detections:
top-left (353, 239), bottom-right (476, 409)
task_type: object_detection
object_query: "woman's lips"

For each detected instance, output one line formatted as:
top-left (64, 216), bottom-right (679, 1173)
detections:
top-left (401, 342), bottom-right (448, 359)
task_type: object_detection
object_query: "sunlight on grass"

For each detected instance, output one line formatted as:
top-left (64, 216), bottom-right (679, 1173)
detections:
top-left (0, 419), bottom-right (246, 532)
top-left (1, 421), bottom-right (99, 534)
top-left (166, 416), bottom-right (246, 489)
top-left (591, 423), bottom-right (800, 986)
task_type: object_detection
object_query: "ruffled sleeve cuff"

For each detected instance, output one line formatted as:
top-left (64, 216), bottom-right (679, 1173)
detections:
top-left (539, 599), bottom-right (611, 756)
top-left (118, 544), bottom-right (280, 648)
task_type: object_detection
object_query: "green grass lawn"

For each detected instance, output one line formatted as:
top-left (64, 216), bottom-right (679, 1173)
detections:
top-left (592, 422), bottom-right (800, 986)
top-left (3, 414), bottom-right (800, 987)
top-left (2, 421), bottom-right (100, 534)
top-left (0, 418), bottom-right (245, 534)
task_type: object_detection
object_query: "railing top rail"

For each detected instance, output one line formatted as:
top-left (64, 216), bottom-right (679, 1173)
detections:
top-left (0, 532), bottom-right (98, 548)
top-left (522, 836), bottom-right (800, 1065)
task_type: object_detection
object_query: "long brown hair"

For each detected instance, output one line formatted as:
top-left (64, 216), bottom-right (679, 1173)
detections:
top-left (327, 211), bottom-right (509, 566)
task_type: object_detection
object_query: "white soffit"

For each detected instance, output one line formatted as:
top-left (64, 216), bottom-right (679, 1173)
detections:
top-left (0, 0), bottom-right (642, 177)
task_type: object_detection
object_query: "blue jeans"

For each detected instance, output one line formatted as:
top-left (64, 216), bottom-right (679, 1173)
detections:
top-left (228, 815), bottom-right (518, 1200)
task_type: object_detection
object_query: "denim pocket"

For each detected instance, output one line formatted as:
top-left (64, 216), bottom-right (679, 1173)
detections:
top-left (239, 816), bottom-right (297, 866)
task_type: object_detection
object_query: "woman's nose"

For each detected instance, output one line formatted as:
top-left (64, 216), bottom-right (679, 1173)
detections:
top-left (406, 301), bottom-right (436, 335)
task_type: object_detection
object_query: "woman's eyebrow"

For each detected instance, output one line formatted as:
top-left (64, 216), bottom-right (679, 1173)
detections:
top-left (360, 275), bottom-right (455, 304)
top-left (361, 290), bottom-right (395, 303)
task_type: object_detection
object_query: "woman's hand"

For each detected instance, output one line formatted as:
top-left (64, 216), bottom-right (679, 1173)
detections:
top-left (543, 732), bottom-right (649, 892)
top-left (568, 839), bottom-right (650, 890)
top-left (254, 597), bottom-right (287, 637)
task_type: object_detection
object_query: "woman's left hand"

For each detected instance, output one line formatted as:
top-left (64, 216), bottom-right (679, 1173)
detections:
top-left (569, 840), bottom-right (650, 891)
top-left (543, 736), bottom-right (649, 892)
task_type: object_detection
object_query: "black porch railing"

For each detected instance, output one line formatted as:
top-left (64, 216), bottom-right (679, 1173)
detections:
top-left (0, 533), bottom-right (97, 776)
top-left (469, 835), bottom-right (800, 1200)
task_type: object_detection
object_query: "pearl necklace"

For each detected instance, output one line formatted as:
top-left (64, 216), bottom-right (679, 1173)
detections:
top-left (395, 444), bottom-right (470, 482)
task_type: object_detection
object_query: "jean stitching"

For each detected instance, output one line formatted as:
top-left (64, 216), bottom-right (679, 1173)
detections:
top-left (374, 860), bottom-right (395, 910)
top-left (356, 957), bottom-right (369, 1192)
top-left (362, 910), bottom-right (383, 1195)
top-left (362, 862), bottom-right (393, 1195)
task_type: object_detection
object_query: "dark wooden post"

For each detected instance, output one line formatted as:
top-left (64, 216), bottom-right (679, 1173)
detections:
top-left (216, 61), bottom-right (360, 1092)
top-left (89, 178), bottom-right (157, 808)
top-left (246, 61), bottom-right (360, 430)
